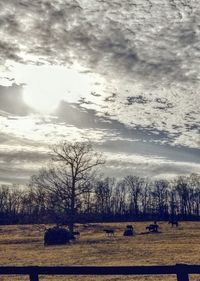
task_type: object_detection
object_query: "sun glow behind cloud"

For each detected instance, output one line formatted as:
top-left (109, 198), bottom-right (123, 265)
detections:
top-left (7, 63), bottom-right (105, 113)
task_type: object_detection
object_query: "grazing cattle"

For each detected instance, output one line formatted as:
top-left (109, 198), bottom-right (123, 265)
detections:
top-left (103, 229), bottom-right (115, 236)
top-left (146, 224), bottom-right (159, 233)
top-left (168, 220), bottom-right (179, 227)
top-left (123, 229), bottom-right (134, 236)
top-left (44, 226), bottom-right (74, 246)
top-left (126, 225), bottom-right (134, 230)
top-left (72, 231), bottom-right (80, 237)
top-left (124, 224), bottom-right (134, 236)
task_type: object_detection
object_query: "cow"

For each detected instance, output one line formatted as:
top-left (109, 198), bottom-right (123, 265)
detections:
top-left (146, 224), bottom-right (159, 233)
top-left (124, 225), bottom-right (134, 236)
top-left (126, 225), bottom-right (134, 230)
top-left (72, 231), bottom-right (80, 238)
top-left (168, 220), bottom-right (179, 227)
top-left (103, 229), bottom-right (115, 236)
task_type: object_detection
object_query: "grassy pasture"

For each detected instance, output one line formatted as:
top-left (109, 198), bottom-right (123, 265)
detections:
top-left (0, 222), bottom-right (200, 281)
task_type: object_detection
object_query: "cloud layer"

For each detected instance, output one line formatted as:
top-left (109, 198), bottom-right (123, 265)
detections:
top-left (0, 0), bottom-right (199, 184)
top-left (0, 0), bottom-right (199, 146)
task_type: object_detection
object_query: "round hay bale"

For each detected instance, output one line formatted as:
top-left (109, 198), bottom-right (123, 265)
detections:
top-left (44, 227), bottom-right (74, 246)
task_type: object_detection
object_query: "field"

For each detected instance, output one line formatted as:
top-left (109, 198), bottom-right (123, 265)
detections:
top-left (0, 222), bottom-right (200, 281)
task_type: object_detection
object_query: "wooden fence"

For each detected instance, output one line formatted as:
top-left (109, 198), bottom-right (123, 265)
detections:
top-left (0, 264), bottom-right (199, 281)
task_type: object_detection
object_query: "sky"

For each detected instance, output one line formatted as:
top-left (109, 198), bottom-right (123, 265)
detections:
top-left (0, 0), bottom-right (200, 185)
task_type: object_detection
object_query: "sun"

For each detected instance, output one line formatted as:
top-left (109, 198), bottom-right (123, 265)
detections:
top-left (23, 82), bottom-right (61, 113)
top-left (12, 63), bottom-right (103, 113)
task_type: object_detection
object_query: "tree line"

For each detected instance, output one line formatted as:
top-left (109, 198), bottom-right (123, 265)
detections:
top-left (0, 141), bottom-right (200, 227)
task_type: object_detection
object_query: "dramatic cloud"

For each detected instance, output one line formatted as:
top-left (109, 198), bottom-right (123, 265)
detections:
top-left (0, 0), bottom-right (200, 82)
top-left (103, 151), bottom-right (200, 180)
top-left (0, 0), bottom-right (199, 184)
top-left (0, 84), bottom-right (32, 115)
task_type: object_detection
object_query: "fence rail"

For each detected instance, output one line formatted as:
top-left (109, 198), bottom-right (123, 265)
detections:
top-left (1, 264), bottom-right (200, 281)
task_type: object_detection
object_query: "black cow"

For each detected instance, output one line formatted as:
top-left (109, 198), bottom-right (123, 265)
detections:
top-left (126, 225), bottom-right (134, 230)
top-left (103, 229), bottom-right (115, 236)
top-left (124, 225), bottom-right (134, 236)
top-left (168, 220), bottom-right (179, 227)
top-left (72, 231), bottom-right (80, 237)
top-left (146, 224), bottom-right (159, 233)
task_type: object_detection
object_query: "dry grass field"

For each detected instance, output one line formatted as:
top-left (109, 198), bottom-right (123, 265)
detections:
top-left (0, 221), bottom-right (200, 281)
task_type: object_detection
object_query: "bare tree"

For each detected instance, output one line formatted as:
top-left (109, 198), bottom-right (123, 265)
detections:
top-left (113, 180), bottom-right (127, 215)
top-left (152, 179), bottom-right (169, 219)
top-left (175, 176), bottom-right (189, 217)
top-left (95, 177), bottom-right (115, 216)
top-left (140, 179), bottom-right (152, 216)
top-left (124, 175), bottom-right (143, 216)
top-left (31, 141), bottom-right (105, 232)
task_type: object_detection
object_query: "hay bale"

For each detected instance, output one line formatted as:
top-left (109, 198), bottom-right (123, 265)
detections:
top-left (44, 227), bottom-right (74, 246)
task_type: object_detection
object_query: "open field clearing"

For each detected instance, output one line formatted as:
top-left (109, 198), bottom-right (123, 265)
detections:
top-left (0, 222), bottom-right (200, 281)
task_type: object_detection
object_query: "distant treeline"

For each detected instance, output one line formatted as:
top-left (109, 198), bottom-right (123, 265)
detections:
top-left (0, 173), bottom-right (200, 224)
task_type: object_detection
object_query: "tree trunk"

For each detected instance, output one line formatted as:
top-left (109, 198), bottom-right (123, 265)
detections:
top-left (69, 178), bottom-right (76, 233)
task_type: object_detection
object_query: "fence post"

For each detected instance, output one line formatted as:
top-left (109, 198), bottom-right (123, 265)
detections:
top-left (29, 273), bottom-right (39, 281)
top-left (176, 264), bottom-right (189, 281)
top-left (29, 267), bottom-right (39, 281)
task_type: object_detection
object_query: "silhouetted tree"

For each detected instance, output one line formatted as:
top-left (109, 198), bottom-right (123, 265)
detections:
top-left (140, 180), bottom-right (152, 216)
top-left (125, 175), bottom-right (143, 216)
top-left (31, 141), bottom-right (105, 232)
top-left (152, 180), bottom-right (169, 219)
top-left (112, 180), bottom-right (127, 215)
top-left (175, 176), bottom-right (189, 218)
top-left (95, 177), bottom-right (115, 217)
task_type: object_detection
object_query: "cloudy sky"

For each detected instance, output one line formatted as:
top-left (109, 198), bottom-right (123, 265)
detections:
top-left (0, 0), bottom-right (200, 185)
